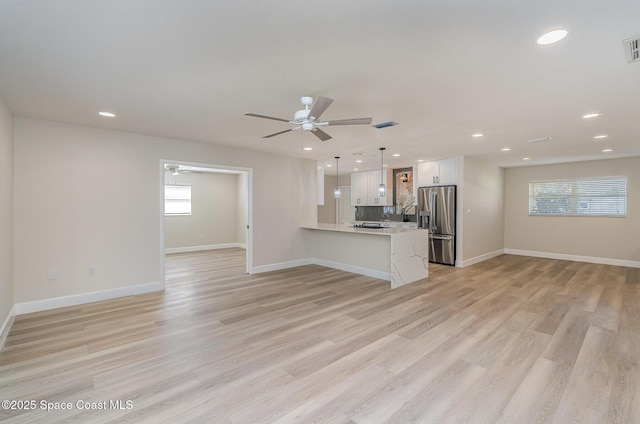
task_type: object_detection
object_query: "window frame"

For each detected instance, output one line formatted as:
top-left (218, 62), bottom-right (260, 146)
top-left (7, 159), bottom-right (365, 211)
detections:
top-left (164, 184), bottom-right (192, 216)
top-left (528, 176), bottom-right (627, 218)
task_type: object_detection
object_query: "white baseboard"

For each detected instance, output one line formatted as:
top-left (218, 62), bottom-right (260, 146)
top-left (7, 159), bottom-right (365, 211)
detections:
top-left (311, 258), bottom-right (391, 281)
top-left (0, 305), bottom-right (16, 350)
top-left (165, 243), bottom-right (246, 254)
top-left (456, 249), bottom-right (505, 268)
top-left (252, 258), bottom-right (312, 274)
top-left (14, 281), bottom-right (163, 315)
top-left (504, 249), bottom-right (640, 268)
top-left (252, 257), bottom-right (390, 281)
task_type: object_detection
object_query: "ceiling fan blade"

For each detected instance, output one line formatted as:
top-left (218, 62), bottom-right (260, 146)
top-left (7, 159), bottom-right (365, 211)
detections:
top-left (308, 96), bottom-right (334, 121)
top-left (325, 117), bottom-right (373, 126)
top-left (312, 127), bottom-right (332, 141)
top-left (263, 128), bottom-right (297, 138)
top-left (245, 113), bottom-right (290, 123)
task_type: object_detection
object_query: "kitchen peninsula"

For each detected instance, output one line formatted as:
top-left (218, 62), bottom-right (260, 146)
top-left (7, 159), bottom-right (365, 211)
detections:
top-left (301, 223), bottom-right (428, 288)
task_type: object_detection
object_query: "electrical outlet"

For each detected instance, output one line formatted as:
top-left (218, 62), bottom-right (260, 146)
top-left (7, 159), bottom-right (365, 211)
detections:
top-left (47, 270), bottom-right (58, 281)
top-left (88, 267), bottom-right (96, 276)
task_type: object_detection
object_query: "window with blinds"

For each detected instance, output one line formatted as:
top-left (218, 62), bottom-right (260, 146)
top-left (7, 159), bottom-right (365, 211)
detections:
top-left (529, 177), bottom-right (627, 217)
top-left (164, 185), bottom-right (192, 215)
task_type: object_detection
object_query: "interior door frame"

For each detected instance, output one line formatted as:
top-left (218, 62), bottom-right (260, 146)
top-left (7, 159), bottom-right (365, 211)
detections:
top-left (159, 159), bottom-right (253, 288)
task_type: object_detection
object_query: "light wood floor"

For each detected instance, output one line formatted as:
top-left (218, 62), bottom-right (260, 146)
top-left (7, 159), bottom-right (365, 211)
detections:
top-left (1, 249), bottom-right (638, 423)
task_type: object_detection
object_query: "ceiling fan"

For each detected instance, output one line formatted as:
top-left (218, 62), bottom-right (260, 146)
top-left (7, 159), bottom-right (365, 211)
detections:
top-left (165, 164), bottom-right (202, 175)
top-left (244, 96), bottom-right (372, 141)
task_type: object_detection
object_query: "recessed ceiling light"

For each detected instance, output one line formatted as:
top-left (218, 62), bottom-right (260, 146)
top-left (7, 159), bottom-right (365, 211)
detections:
top-left (383, 164), bottom-right (388, 167)
top-left (303, 147), bottom-right (312, 151)
top-left (602, 149), bottom-right (613, 152)
top-left (472, 133), bottom-right (484, 138)
top-left (355, 160), bottom-right (362, 163)
top-left (522, 157), bottom-right (531, 161)
top-left (582, 112), bottom-right (602, 119)
top-left (353, 168), bottom-right (359, 171)
top-left (418, 159), bottom-right (424, 162)
top-left (593, 135), bottom-right (608, 139)
top-left (501, 148), bottom-right (511, 152)
top-left (537, 29), bottom-right (569, 45)
top-left (392, 153), bottom-right (400, 157)
top-left (326, 164), bottom-right (332, 167)
top-left (98, 111), bottom-right (116, 118)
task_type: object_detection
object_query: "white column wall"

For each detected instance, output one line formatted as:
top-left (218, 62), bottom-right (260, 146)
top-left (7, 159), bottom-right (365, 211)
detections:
top-left (0, 97), bottom-right (14, 342)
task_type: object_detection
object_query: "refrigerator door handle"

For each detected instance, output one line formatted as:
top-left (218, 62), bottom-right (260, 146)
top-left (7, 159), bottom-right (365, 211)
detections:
top-left (430, 190), bottom-right (437, 232)
top-left (430, 234), bottom-right (453, 240)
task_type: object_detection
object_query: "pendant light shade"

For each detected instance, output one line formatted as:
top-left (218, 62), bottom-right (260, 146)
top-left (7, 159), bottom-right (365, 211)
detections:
top-left (334, 156), bottom-right (341, 199)
top-left (378, 147), bottom-right (386, 197)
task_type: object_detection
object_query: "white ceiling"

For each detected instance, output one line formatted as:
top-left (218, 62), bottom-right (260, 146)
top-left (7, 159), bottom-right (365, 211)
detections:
top-left (1, 1), bottom-right (639, 173)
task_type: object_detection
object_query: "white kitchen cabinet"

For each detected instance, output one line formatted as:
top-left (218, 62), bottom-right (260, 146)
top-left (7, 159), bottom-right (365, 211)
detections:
top-left (437, 158), bottom-right (457, 185)
top-left (350, 171), bottom-right (369, 206)
top-left (350, 169), bottom-right (393, 206)
top-left (416, 158), bottom-right (457, 187)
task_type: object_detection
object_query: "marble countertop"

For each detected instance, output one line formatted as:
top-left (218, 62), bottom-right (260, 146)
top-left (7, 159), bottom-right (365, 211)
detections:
top-left (302, 223), bottom-right (422, 236)
top-left (352, 221), bottom-right (418, 228)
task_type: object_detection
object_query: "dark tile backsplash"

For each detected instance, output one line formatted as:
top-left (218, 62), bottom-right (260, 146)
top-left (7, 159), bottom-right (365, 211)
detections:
top-left (355, 206), bottom-right (417, 223)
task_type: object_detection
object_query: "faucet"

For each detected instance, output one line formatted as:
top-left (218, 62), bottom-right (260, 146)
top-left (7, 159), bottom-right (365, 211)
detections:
top-left (401, 204), bottom-right (414, 221)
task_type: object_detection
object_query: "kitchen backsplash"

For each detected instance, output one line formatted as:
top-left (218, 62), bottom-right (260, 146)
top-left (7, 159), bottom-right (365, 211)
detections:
top-left (355, 206), bottom-right (417, 223)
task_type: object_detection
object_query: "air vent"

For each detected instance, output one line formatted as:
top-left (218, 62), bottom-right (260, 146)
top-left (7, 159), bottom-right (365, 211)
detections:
top-left (528, 136), bottom-right (552, 143)
top-left (372, 121), bottom-right (398, 129)
top-left (623, 36), bottom-right (640, 63)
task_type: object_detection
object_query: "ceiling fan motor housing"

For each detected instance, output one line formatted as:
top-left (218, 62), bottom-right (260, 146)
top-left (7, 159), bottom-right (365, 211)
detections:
top-left (294, 109), bottom-right (311, 123)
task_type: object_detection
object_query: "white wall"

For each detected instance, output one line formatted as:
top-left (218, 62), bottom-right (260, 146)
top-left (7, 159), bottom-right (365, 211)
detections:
top-left (504, 156), bottom-right (640, 264)
top-left (459, 156), bottom-right (505, 266)
top-left (0, 97), bottom-right (14, 343)
top-left (164, 171), bottom-right (241, 250)
top-left (318, 174), bottom-right (337, 224)
top-left (237, 172), bottom-right (248, 245)
top-left (13, 117), bottom-right (317, 305)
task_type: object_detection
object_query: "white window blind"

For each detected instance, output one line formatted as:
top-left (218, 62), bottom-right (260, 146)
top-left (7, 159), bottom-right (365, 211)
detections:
top-left (529, 177), bottom-right (627, 217)
top-left (165, 185), bottom-right (192, 215)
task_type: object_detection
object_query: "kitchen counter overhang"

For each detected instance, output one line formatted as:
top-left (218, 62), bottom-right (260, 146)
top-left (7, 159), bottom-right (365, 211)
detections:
top-left (301, 224), bottom-right (429, 288)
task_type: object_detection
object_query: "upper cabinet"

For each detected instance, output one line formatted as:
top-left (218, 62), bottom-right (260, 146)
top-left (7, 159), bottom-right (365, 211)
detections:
top-left (351, 169), bottom-right (393, 206)
top-left (416, 158), bottom-right (457, 187)
top-left (350, 171), bottom-right (368, 206)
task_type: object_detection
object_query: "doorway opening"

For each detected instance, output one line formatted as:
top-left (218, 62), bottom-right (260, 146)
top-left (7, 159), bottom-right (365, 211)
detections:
top-left (159, 160), bottom-right (252, 289)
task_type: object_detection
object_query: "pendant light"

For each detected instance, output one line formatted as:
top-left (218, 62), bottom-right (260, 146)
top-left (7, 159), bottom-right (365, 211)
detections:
top-left (378, 147), bottom-right (386, 196)
top-left (334, 156), bottom-right (341, 199)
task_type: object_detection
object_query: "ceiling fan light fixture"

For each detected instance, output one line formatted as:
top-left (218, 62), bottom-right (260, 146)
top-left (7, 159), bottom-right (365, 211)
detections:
top-left (302, 122), bottom-right (314, 131)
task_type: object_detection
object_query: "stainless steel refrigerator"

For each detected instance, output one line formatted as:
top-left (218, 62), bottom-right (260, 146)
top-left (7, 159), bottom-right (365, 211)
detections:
top-left (417, 185), bottom-right (456, 266)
